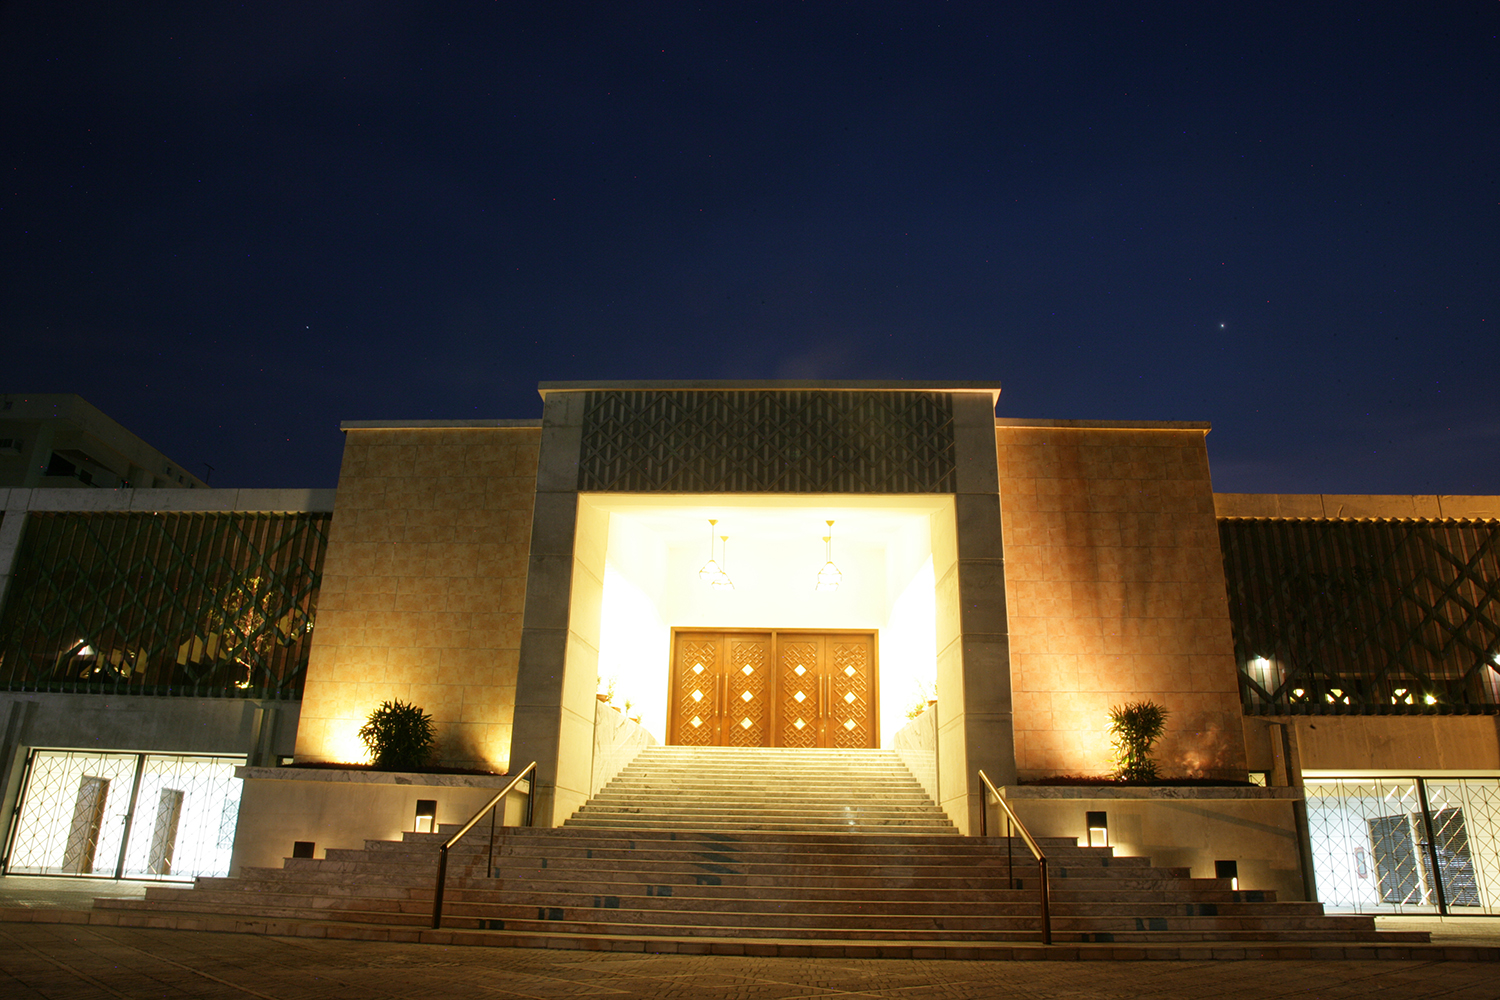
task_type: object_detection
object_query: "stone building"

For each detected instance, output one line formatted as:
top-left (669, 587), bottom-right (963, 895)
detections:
top-left (0, 381), bottom-right (1496, 916)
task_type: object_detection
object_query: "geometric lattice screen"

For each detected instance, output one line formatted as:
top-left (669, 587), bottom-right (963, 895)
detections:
top-left (7, 749), bottom-right (244, 881)
top-left (576, 390), bottom-right (957, 493)
top-left (1305, 776), bottom-right (1500, 914)
top-left (0, 511), bottom-right (329, 698)
top-left (1220, 518), bottom-right (1500, 715)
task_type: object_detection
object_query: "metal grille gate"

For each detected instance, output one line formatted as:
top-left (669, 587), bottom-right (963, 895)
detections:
top-left (3, 750), bottom-right (244, 880)
top-left (1306, 775), bottom-right (1500, 914)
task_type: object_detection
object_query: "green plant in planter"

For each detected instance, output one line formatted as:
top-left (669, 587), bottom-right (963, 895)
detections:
top-left (358, 699), bottom-right (436, 770)
top-left (1108, 700), bottom-right (1169, 782)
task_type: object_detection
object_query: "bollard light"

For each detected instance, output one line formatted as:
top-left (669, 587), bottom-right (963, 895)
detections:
top-left (1086, 810), bottom-right (1108, 848)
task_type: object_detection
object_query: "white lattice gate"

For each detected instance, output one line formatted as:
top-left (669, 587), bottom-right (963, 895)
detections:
top-left (4, 749), bottom-right (243, 881)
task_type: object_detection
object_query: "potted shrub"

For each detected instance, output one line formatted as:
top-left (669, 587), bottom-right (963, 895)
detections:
top-left (358, 699), bottom-right (436, 771)
top-left (1108, 700), bottom-right (1169, 783)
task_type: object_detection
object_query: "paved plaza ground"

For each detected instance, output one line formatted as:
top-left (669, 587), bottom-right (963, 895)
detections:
top-left (2, 877), bottom-right (1499, 998)
top-left (1, 921), bottom-right (1498, 1000)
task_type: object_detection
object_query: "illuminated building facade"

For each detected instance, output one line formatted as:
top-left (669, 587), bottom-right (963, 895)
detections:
top-left (0, 382), bottom-right (1496, 915)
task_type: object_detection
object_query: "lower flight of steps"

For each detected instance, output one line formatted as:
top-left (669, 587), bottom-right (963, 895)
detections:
top-left (63, 747), bottom-right (1486, 960)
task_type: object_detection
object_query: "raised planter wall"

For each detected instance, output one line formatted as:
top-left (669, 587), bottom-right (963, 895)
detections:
top-left (1002, 784), bottom-right (1308, 901)
top-left (230, 766), bottom-right (530, 875)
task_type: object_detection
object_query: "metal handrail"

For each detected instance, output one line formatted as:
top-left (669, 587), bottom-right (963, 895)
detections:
top-left (431, 761), bottom-right (537, 929)
top-left (977, 769), bottom-right (1051, 946)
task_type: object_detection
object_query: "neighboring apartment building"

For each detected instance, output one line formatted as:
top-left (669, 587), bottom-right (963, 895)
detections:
top-left (0, 382), bottom-right (1495, 918)
top-left (0, 393), bottom-right (207, 490)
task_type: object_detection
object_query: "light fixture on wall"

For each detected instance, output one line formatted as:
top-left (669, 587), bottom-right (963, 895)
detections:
top-left (698, 520), bottom-right (734, 590)
top-left (815, 520), bottom-right (842, 592)
top-left (1086, 810), bottom-right (1108, 848)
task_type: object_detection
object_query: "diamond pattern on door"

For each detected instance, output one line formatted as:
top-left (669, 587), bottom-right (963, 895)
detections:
top-left (726, 639), bottom-right (768, 747)
top-left (829, 640), bottom-right (872, 748)
top-left (672, 631), bottom-right (877, 748)
top-left (778, 641), bottom-right (819, 748)
top-left (674, 640), bottom-right (718, 746)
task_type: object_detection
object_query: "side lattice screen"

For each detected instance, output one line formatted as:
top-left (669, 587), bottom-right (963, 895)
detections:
top-left (1220, 517), bottom-right (1500, 715)
top-left (0, 511), bottom-right (329, 698)
top-left (576, 390), bottom-right (957, 493)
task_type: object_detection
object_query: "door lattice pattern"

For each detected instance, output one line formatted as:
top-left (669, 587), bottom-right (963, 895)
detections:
top-left (671, 632), bottom-right (876, 748)
top-left (1220, 518), bottom-right (1500, 715)
top-left (0, 511), bottom-right (329, 698)
top-left (674, 640), bottom-right (718, 746)
top-left (576, 391), bottom-right (956, 493)
top-left (9, 750), bottom-right (243, 880)
top-left (726, 639), bottom-right (768, 747)
top-left (1306, 776), bottom-right (1500, 914)
top-left (829, 641), bottom-right (872, 749)
top-left (778, 641), bottom-right (820, 748)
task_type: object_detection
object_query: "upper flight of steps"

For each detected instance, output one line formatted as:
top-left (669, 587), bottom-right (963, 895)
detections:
top-left (565, 746), bottom-right (956, 834)
top-left (84, 745), bottom-right (1442, 958)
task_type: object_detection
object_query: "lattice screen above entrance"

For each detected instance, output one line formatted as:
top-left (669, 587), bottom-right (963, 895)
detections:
top-left (577, 390), bottom-right (957, 493)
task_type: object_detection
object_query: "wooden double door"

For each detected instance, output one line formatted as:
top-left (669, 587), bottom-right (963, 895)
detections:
top-left (668, 630), bottom-right (877, 748)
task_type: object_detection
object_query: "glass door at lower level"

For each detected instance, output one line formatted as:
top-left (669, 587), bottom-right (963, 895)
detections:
top-left (1305, 776), bottom-right (1500, 914)
top-left (4, 749), bottom-right (244, 880)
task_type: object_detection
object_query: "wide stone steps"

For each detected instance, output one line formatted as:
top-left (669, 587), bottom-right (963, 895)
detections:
top-left (219, 867), bottom-right (1260, 903)
top-left (564, 748), bottom-right (955, 834)
top-left (184, 872), bottom-right (1298, 909)
top-left (94, 896), bottom-right (1386, 945)
top-left (562, 818), bottom-right (956, 833)
top-left (121, 873), bottom-right (1330, 921)
top-left (81, 745), bottom-right (1439, 957)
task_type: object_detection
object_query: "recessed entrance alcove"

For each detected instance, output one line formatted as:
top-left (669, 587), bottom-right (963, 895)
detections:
top-left (576, 494), bottom-right (955, 750)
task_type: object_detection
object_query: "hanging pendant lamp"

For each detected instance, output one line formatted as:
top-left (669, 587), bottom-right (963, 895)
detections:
top-left (815, 520), bottom-right (842, 592)
top-left (712, 533), bottom-right (735, 591)
top-left (698, 520), bottom-right (734, 589)
top-left (698, 519), bottom-right (723, 586)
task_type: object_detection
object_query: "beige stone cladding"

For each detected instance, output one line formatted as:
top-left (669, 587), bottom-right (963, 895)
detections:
top-left (1243, 715), bottom-right (1500, 774)
top-left (295, 426), bottom-right (540, 770)
top-left (1214, 493), bottom-right (1499, 520)
top-left (997, 422), bottom-right (1246, 781)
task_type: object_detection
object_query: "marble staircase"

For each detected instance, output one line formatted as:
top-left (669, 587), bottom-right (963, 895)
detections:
top-left (83, 746), bottom-right (1442, 959)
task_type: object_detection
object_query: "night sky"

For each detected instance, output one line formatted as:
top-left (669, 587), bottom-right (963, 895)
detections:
top-left (3, 3), bottom-right (1496, 493)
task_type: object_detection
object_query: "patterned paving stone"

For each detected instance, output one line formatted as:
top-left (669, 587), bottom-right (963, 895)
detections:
top-left (3, 923), bottom-right (1500, 999)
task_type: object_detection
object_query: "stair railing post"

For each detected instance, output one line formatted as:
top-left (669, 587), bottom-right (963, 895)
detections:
top-left (431, 846), bottom-right (449, 929)
top-left (429, 762), bottom-right (537, 933)
top-left (1007, 811), bottom-right (1014, 889)
top-left (487, 802), bottom-right (497, 876)
top-left (978, 770), bottom-right (1051, 948)
top-left (1038, 856), bottom-right (1051, 945)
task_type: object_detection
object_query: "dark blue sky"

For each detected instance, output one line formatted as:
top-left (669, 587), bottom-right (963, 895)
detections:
top-left (3, 2), bottom-right (1496, 493)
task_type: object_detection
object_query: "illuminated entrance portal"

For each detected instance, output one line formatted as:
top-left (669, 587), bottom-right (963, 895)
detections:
top-left (668, 630), bottom-right (877, 748)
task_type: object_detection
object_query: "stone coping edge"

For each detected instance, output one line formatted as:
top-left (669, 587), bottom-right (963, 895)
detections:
top-left (3, 909), bottom-right (1491, 962)
top-left (236, 766), bottom-right (527, 790)
top-left (2, 487), bottom-right (336, 513)
top-left (994, 417), bottom-right (1212, 431)
top-left (1003, 785), bottom-right (1303, 801)
top-left (538, 380), bottom-right (1002, 395)
top-left (339, 420), bottom-right (542, 430)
